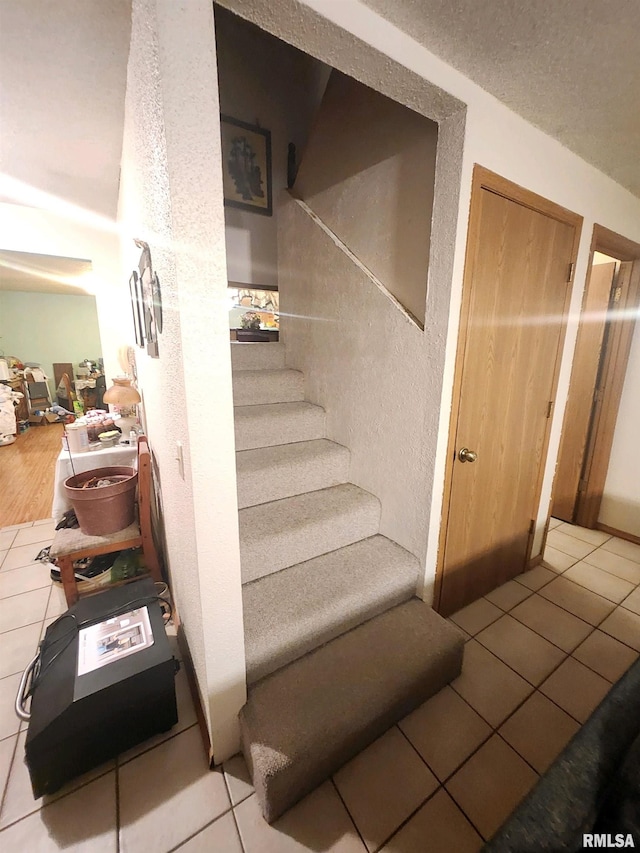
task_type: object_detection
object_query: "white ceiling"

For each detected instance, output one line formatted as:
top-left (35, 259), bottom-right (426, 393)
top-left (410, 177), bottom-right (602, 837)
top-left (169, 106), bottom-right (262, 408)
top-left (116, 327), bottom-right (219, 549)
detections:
top-left (0, 250), bottom-right (94, 295)
top-left (362, 0), bottom-right (640, 197)
top-left (0, 0), bottom-right (131, 218)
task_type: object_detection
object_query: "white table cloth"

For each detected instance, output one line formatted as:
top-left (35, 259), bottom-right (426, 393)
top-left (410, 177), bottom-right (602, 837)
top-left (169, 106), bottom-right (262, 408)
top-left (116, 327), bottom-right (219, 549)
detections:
top-left (52, 443), bottom-right (137, 520)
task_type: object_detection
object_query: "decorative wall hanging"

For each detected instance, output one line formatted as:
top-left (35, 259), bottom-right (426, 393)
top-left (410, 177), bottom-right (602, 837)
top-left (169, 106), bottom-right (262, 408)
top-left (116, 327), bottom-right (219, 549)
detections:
top-left (133, 240), bottom-right (163, 358)
top-left (220, 115), bottom-right (272, 216)
top-left (129, 270), bottom-right (145, 349)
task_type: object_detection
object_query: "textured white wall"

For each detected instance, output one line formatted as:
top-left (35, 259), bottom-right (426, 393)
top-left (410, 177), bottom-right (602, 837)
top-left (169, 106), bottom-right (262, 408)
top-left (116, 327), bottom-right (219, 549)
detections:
top-left (294, 70), bottom-right (438, 326)
top-left (119, 0), bottom-right (245, 761)
top-left (281, 198), bottom-right (438, 562)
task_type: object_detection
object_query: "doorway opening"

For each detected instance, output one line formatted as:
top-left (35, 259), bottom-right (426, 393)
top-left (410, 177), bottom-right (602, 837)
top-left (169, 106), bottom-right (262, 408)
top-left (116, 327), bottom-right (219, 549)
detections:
top-left (551, 225), bottom-right (640, 542)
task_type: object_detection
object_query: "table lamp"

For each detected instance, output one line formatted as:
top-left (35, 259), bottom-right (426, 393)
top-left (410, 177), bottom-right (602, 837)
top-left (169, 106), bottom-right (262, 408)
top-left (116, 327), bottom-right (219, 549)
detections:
top-left (103, 378), bottom-right (141, 432)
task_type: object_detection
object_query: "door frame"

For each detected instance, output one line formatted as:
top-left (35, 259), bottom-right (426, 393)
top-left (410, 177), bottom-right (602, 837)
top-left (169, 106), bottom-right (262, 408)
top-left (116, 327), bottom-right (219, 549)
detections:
top-left (570, 225), bottom-right (640, 533)
top-left (433, 165), bottom-right (582, 612)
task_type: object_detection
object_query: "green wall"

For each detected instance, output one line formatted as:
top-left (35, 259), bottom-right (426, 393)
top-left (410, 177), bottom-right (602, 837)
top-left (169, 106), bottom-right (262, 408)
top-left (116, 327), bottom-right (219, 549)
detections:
top-left (0, 290), bottom-right (103, 397)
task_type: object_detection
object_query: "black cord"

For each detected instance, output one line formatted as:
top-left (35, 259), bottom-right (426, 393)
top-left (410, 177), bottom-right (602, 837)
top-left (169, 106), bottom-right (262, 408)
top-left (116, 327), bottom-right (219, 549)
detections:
top-left (29, 595), bottom-right (172, 697)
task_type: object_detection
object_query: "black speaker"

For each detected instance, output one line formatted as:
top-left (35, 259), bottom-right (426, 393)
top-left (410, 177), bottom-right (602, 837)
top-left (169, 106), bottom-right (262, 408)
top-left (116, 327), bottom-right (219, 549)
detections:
top-left (22, 578), bottom-right (178, 797)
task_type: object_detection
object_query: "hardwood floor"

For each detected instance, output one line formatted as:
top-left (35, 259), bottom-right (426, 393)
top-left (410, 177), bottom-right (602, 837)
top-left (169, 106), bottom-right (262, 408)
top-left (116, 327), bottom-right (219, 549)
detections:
top-left (0, 423), bottom-right (64, 526)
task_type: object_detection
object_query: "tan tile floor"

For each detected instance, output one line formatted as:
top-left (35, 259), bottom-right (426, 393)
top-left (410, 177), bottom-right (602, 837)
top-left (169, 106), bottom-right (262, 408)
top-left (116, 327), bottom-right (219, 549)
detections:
top-left (0, 518), bottom-right (639, 851)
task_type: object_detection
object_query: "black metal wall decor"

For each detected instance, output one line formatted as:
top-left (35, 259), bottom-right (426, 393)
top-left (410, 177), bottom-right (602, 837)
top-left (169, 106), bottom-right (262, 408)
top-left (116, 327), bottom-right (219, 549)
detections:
top-left (132, 240), bottom-right (163, 358)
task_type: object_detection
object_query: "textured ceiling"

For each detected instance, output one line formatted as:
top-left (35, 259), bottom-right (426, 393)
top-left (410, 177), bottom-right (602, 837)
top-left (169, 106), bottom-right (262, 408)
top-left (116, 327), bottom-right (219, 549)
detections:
top-left (0, 0), bottom-right (131, 218)
top-left (0, 250), bottom-right (93, 295)
top-left (362, 0), bottom-right (640, 197)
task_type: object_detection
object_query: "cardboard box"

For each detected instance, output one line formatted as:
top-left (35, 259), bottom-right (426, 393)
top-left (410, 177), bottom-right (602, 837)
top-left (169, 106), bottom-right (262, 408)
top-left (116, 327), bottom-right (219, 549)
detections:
top-left (28, 412), bottom-right (59, 425)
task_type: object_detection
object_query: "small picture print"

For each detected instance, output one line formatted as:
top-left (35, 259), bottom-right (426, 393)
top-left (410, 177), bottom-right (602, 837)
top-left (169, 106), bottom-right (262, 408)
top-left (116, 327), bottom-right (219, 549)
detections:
top-left (221, 115), bottom-right (272, 216)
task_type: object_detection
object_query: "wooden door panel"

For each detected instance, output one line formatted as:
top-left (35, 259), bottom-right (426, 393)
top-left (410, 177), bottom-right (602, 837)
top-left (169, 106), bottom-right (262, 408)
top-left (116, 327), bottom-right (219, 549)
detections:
top-left (552, 262), bottom-right (616, 521)
top-left (440, 188), bottom-right (575, 615)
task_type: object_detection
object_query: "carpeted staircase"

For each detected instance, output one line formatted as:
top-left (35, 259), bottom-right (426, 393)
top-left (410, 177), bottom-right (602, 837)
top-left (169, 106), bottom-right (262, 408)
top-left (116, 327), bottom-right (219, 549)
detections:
top-left (232, 341), bottom-right (464, 822)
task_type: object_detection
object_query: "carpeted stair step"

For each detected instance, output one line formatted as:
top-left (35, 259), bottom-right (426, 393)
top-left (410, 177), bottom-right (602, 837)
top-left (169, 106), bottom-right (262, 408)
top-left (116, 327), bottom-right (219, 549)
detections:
top-left (239, 483), bottom-right (380, 584)
top-left (241, 597), bottom-right (465, 823)
top-left (236, 439), bottom-right (350, 509)
top-left (231, 341), bottom-right (286, 371)
top-left (243, 534), bottom-right (420, 683)
top-left (234, 402), bottom-right (326, 451)
top-left (232, 369), bottom-right (304, 407)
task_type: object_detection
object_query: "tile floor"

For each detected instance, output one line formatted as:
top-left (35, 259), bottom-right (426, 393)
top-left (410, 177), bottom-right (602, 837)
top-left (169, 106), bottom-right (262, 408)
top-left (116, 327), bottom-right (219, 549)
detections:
top-left (0, 518), bottom-right (639, 851)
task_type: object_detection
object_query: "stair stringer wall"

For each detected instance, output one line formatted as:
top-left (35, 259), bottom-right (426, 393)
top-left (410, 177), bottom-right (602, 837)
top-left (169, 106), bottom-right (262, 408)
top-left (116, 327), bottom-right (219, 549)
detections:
top-left (279, 185), bottom-right (459, 570)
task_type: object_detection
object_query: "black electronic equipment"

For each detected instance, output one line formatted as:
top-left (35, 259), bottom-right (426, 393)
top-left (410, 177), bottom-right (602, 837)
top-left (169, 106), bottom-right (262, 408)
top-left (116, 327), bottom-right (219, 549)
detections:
top-left (17, 578), bottom-right (178, 798)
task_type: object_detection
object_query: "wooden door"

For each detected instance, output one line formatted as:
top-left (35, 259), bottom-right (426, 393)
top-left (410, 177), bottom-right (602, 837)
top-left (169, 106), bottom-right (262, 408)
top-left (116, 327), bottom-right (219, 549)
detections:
top-left (438, 178), bottom-right (578, 616)
top-left (551, 262), bottom-right (616, 521)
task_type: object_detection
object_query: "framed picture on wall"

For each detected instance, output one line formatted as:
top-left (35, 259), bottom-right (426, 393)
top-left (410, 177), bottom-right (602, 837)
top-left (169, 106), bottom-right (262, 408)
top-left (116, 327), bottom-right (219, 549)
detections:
top-left (220, 115), bottom-right (272, 216)
top-left (129, 270), bottom-right (145, 349)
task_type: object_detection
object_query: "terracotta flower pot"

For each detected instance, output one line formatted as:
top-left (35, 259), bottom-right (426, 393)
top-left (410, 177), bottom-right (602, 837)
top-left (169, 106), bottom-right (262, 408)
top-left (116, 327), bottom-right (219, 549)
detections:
top-left (64, 466), bottom-right (138, 536)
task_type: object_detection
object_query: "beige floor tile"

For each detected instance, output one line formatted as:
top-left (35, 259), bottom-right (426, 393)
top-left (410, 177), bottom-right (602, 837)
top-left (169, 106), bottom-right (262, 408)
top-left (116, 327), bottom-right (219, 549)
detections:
top-left (0, 771), bottom-right (117, 852)
top-left (449, 598), bottom-right (503, 636)
top-left (0, 551), bottom-right (6, 570)
top-left (446, 735), bottom-right (537, 841)
top-left (599, 606), bottom-right (640, 652)
top-left (582, 548), bottom-right (640, 584)
top-left (0, 586), bottom-right (50, 634)
top-left (0, 529), bottom-right (17, 549)
top-left (0, 734), bottom-right (16, 801)
top-left (33, 518), bottom-right (55, 527)
top-left (602, 536), bottom-right (640, 564)
top-left (538, 576), bottom-right (615, 625)
top-left (0, 543), bottom-right (46, 573)
top-left (451, 641), bottom-right (533, 727)
top-left (223, 753), bottom-right (254, 806)
top-left (546, 529), bottom-right (596, 560)
top-left (510, 594), bottom-right (592, 653)
top-left (333, 727), bottom-right (437, 852)
top-left (380, 789), bottom-right (482, 853)
top-left (563, 562), bottom-right (635, 604)
top-left (498, 692), bottom-right (579, 773)
top-left (0, 622), bottom-right (41, 680)
top-left (0, 673), bottom-right (23, 742)
top-left (117, 666), bottom-right (197, 764)
top-left (540, 657), bottom-right (610, 723)
top-left (572, 630), bottom-right (639, 682)
top-left (514, 564), bottom-right (556, 591)
top-left (548, 518), bottom-right (562, 530)
top-left (234, 784), bottom-right (366, 853)
top-left (12, 523), bottom-right (56, 548)
top-left (0, 523), bottom-right (33, 532)
top-left (542, 546), bottom-right (578, 573)
top-left (176, 812), bottom-right (243, 853)
top-left (557, 523), bottom-right (611, 547)
top-left (485, 580), bottom-right (532, 612)
top-left (621, 586), bottom-right (640, 616)
top-left (399, 686), bottom-right (491, 781)
top-left (475, 615), bottom-right (565, 686)
top-left (0, 729), bottom-right (115, 829)
top-left (119, 726), bottom-right (229, 853)
top-left (0, 564), bottom-right (51, 599)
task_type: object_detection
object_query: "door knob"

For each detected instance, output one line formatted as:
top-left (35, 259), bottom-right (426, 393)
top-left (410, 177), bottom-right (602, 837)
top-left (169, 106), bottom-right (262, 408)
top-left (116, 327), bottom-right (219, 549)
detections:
top-left (458, 448), bottom-right (477, 463)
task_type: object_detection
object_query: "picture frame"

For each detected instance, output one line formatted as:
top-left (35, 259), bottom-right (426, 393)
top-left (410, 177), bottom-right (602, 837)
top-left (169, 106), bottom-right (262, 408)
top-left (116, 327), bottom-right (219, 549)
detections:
top-left (220, 115), bottom-right (272, 216)
top-left (129, 270), bottom-right (145, 349)
top-left (136, 242), bottom-right (161, 358)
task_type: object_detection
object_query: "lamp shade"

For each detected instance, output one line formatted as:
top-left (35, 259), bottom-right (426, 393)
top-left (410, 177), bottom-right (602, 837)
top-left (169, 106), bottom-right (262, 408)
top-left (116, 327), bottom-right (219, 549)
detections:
top-left (103, 377), bottom-right (141, 407)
